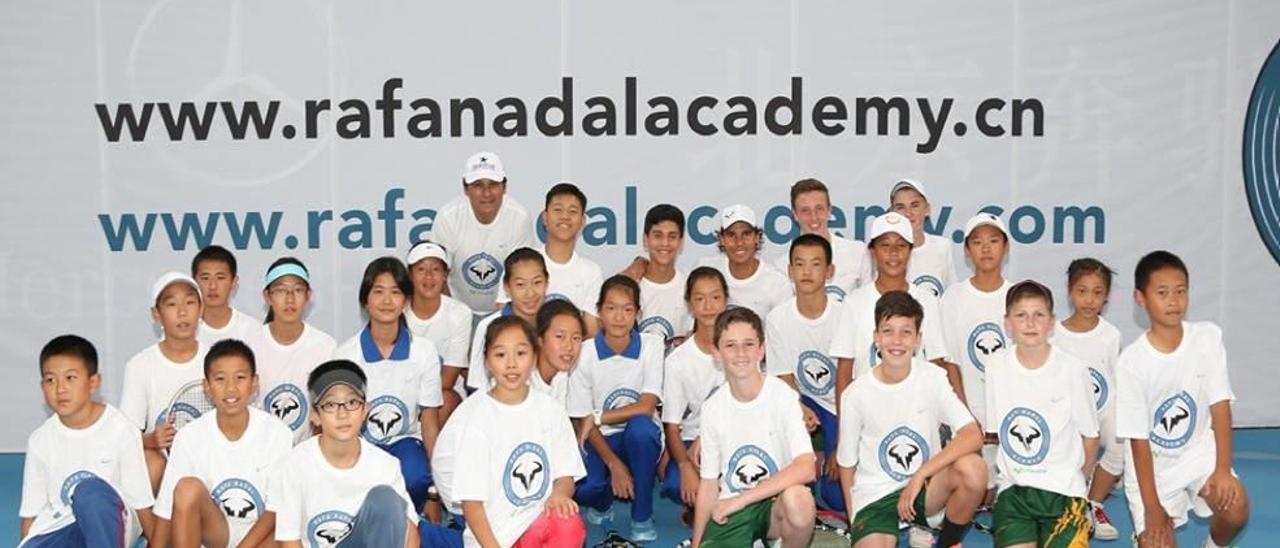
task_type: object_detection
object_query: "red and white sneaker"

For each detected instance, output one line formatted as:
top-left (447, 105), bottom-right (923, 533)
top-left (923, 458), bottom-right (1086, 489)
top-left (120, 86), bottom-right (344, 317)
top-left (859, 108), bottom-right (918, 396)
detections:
top-left (1090, 501), bottom-right (1119, 541)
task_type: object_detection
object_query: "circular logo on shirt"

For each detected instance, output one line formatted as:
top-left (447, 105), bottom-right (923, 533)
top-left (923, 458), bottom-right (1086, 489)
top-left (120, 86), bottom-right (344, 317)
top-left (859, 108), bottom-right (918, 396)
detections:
top-left (878, 426), bottom-right (931, 482)
top-left (363, 395), bottom-right (410, 444)
top-left (306, 510), bottom-right (355, 547)
top-left (725, 445), bottom-right (779, 494)
top-left (967, 322), bottom-right (1006, 373)
top-left (1000, 407), bottom-right (1051, 466)
top-left (59, 470), bottom-right (102, 505)
top-left (602, 388), bottom-right (642, 411)
top-left (1088, 367), bottom-right (1109, 412)
top-left (824, 285), bottom-right (847, 301)
top-left (461, 252), bottom-right (503, 291)
top-left (212, 478), bottom-right (265, 521)
top-left (795, 350), bottom-right (836, 396)
top-left (1151, 391), bottom-right (1197, 449)
top-left (503, 442), bottom-right (551, 506)
top-left (638, 316), bottom-right (676, 340)
top-left (265, 383), bottom-right (308, 431)
top-left (912, 275), bottom-right (944, 297)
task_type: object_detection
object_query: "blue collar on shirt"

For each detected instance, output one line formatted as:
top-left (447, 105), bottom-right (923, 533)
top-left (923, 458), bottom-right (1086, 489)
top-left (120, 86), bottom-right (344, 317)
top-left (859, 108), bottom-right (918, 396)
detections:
top-left (500, 302), bottom-right (515, 317)
top-left (594, 330), bottom-right (642, 360)
top-left (359, 323), bottom-right (411, 362)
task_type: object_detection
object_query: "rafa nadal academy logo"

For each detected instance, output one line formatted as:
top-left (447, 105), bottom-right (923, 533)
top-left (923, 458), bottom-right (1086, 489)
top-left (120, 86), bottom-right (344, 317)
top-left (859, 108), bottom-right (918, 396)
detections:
top-left (1244, 39), bottom-right (1280, 266)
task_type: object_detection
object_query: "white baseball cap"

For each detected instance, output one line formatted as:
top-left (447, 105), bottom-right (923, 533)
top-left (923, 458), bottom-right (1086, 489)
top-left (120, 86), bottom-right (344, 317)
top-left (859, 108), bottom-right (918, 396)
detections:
top-left (151, 271), bottom-right (202, 304)
top-left (889, 178), bottom-right (929, 203)
top-left (867, 212), bottom-right (915, 245)
top-left (963, 212), bottom-right (1010, 241)
top-left (406, 240), bottom-right (450, 269)
top-left (462, 152), bottom-right (506, 184)
top-left (719, 204), bottom-right (759, 231)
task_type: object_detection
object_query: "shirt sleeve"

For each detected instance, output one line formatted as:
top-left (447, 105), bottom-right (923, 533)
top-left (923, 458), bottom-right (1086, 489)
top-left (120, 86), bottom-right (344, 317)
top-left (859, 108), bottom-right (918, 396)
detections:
top-left (919, 295), bottom-right (950, 361)
top-left (779, 387), bottom-right (815, 461)
top-left (551, 407), bottom-right (587, 482)
top-left (1071, 363), bottom-right (1100, 438)
top-left (443, 307), bottom-right (473, 370)
top-left (18, 436), bottom-right (47, 518)
top-left (1204, 326), bottom-right (1235, 405)
top-left (153, 430), bottom-right (195, 519)
top-left (937, 373), bottom-right (976, 431)
top-left (117, 427), bottom-right (156, 510)
top-left (118, 357), bottom-right (147, 431)
top-left (660, 358), bottom-right (687, 425)
top-left (640, 339), bottom-right (664, 398)
top-left (450, 427), bottom-right (491, 503)
top-left (565, 362), bottom-right (593, 419)
top-left (1114, 353), bottom-right (1149, 440)
top-left (835, 388), bottom-right (863, 468)
top-left (417, 341), bottom-right (444, 408)
top-left (270, 464), bottom-right (302, 542)
top-left (466, 324), bottom-right (488, 391)
top-left (698, 404), bottom-right (722, 480)
top-left (828, 301), bottom-right (858, 359)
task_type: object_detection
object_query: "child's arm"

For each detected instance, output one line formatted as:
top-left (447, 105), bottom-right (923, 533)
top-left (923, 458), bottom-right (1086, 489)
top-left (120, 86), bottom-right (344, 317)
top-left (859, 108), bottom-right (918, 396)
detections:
top-left (576, 418), bottom-right (634, 499)
top-left (462, 501), bottom-right (501, 548)
top-left (835, 358), bottom-right (853, 417)
top-left (236, 510), bottom-right (275, 548)
top-left (663, 423), bottom-right (698, 505)
top-left (546, 476), bottom-right (579, 518)
top-left (1081, 436), bottom-right (1100, 478)
top-left (690, 478), bottom-right (719, 547)
top-left (281, 541), bottom-right (304, 548)
top-left (600, 393), bottom-right (658, 424)
top-left (712, 454), bottom-right (816, 522)
top-left (899, 422), bottom-right (982, 521)
top-left (838, 465), bottom-right (855, 526)
top-left (1129, 439), bottom-right (1173, 544)
top-left (150, 515), bottom-right (170, 547)
top-left (18, 518), bottom-right (31, 541)
top-left (1200, 401), bottom-right (1243, 511)
top-left (419, 407), bottom-right (441, 456)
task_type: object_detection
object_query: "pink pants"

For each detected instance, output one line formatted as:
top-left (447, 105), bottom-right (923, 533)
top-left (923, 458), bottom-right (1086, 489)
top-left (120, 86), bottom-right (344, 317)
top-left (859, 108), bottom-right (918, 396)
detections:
top-left (512, 511), bottom-right (587, 548)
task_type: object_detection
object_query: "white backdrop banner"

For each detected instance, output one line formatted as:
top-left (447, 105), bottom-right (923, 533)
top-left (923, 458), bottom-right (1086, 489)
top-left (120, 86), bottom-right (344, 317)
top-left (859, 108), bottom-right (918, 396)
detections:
top-left (2, 1), bottom-right (1279, 451)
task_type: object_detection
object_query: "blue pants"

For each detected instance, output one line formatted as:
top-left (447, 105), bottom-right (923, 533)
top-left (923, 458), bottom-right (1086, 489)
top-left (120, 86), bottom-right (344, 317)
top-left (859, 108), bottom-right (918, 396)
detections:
top-left (660, 439), bottom-right (695, 504)
top-left (576, 417), bottom-right (661, 522)
top-left (802, 395), bottom-right (845, 514)
top-left (22, 477), bottom-right (127, 548)
top-left (337, 484), bottom-right (462, 548)
top-left (380, 437), bottom-right (433, 511)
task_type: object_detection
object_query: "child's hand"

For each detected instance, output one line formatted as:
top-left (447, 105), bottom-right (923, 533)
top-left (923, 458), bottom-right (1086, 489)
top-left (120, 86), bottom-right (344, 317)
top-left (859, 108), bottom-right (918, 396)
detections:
top-left (153, 420), bottom-right (177, 449)
top-left (545, 494), bottom-right (579, 518)
top-left (688, 438), bottom-right (702, 469)
top-left (608, 460), bottom-right (634, 499)
top-left (576, 419), bottom-right (594, 447)
top-left (711, 495), bottom-right (744, 524)
top-left (679, 462), bottom-right (700, 506)
top-left (1138, 510), bottom-right (1175, 548)
top-left (897, 475), bottom-right (925, 521)
top-left (1199, 469), bottom-right (1242, 513)
top-left (802, 406), bottom-right (820, 433)
top-left (824, 454), bottom-right (840, 482)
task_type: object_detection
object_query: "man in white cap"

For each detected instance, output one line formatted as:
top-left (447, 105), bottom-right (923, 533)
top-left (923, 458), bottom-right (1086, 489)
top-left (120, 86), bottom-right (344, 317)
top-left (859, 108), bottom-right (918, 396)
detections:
top-left (697, 204), bottom-right (790, 320)
top-left (431, 152), bottom-right (536, 318)
top-left (404, 240), bottom-right (475, 423)
top-left (890, 179), bottom-right (959, 297)
top-left (773, 178), bottom-right (873, 300)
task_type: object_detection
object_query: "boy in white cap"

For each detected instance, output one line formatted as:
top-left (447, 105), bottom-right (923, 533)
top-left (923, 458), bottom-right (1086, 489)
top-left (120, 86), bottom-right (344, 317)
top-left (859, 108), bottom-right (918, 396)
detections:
top-left (773, 178), bottom-right (873, 300)
top-left (431, 152), bottom-right (536, 318)
top-left (697, 204), bottom-right (790, 320)
top-left (119, 272), bottom-right (210, 493)
top-left (890, 179), bottom-right (958, 298)
top-left (404, 240), bottom-right (475, 423)
top-left (191, 245), bottom-right (260, 347)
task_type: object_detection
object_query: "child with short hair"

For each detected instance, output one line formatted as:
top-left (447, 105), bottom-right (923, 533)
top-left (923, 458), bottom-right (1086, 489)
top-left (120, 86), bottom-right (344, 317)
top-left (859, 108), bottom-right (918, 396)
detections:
top-left (451, 316), bottom-right (588, 547)
top-left (404, 241), bottom-right (475, 424)
top-left (333, 257), bottom-right (443, 515)
top-left (697, 204), bottom-right (791, 320)
top-left (660, 267), bottom-right (729, 516)
top-left (1050, 257), bottom-right (1124, 540)
top-left (692, 307), bottom-right (816, 548)
top-left (1117, 251), bottom-right (1249, 548)
top-left (986, 280), bottom-right (1099, 548)
top-left (837, 292), bottom-right (987, 548)
top-left (635, 204), bottom-right (692, 350)
top-left (19, 335), bottom-right (157, 547)
top-left (766, 234), bottom-right (844, 512)
top-left (889, 179), bottom-right (958, 297)
top-left (467, 248), bottom-right (549, 391)
top-left (773, 178), bottom-right (873, 300)
top-left (248, 257), bottom-right (337, 444)
top-left (152, 339), bottom-right (293, 548)
top-left (531, 299), bottom-right (587, 407)
top-left (537, 182), bottom-right (604, 334)
top-left (120, 272), bottom-right (210, 492)
top-left (192, 245), bottom-right (261, 346)
top-left (270, 359), bottom-right (431, 547)
top-left (568, 275), bottom-right (665, 542)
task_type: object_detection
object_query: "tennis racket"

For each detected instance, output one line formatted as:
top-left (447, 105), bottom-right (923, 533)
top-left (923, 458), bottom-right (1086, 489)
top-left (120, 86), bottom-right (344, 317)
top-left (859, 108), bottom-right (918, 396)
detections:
top-left (163, 379), bottom-right (215, 431)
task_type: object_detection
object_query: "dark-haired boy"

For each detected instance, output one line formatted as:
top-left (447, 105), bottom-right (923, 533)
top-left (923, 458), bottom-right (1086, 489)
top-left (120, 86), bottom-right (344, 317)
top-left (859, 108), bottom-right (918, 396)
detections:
top-left (192, 245), bottom-right (261, 346)
top-left (837, 292), bottom-right (986, 548)
top-left (152, 339), bottom-right (293, 548)
top-left (635, 204), bottom-right (692, 349)
top-left (19, 335), bottom-right (156, 547)
top-left (1117, 251), bottom-right (1249, 548)
top-left (697, 204), bottom-right (791, 320)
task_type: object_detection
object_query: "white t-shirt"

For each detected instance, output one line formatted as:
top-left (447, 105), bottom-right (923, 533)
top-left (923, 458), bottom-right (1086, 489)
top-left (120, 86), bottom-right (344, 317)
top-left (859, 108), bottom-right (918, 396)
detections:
top-left (497, 247), bottom-right (604, 317)
top-left (985, 346), bottom-right (1099, 498)
top-left (432, 197), bottom-right (536, 316)
top-left (766, 297), bottom-right (841, 415)
top-left (19, 405), bottom-right (154, 543)
top-left (451, 392), bottom-right (587, 548)
top-left (248, 323), bottom-right (337, 444)
top-left (333, 326), bottom-right (443, 445)
top-left (270, 437), bottom-right (418, 547)
top-left (939, 278), bottom-right (1011, 427)
top-left (465, 306), bottom-right (515, 391)
top-left (119, 342), bottom-right (209, 432)
top-left (1115, 322), bottom-right (1233, 488)
top-left (1052, 317), bottom-right (1122, 417)
top-left (828, 283), bottom-right (948, 377)
top-left (772, 234), bottom-right (873, 301)
top-left (566, 333), bottom-right (665, 436)
top-left (696, 255), bottom-right (791, 320)
top-left (660, 338), bottom-right (724, 441)
top-left (405, 295), bottom-right (474, 370)
top-left (156, 407), bottom-right (293, 545)
top-left (197, 308), bottom-right (262, 348)
top-left (699, 375), bottom-right (813, 499)
top-left (906, 234), bottom-right (958, 298)
top-left (530, 370), bottom-right (571, 409)
top-left (638, 271), bottom-right (692, 344)
top-left (836, 363), bottom-right (973, 513)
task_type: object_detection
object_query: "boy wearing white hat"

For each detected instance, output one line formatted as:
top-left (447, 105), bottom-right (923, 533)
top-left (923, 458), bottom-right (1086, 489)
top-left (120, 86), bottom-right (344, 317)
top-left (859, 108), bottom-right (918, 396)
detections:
top-left (404, 240), bottom-right (474, 423)
top-left (697, 204), bottom-right (790, 320)
top-left (890, 179), bottom-right (959, 298)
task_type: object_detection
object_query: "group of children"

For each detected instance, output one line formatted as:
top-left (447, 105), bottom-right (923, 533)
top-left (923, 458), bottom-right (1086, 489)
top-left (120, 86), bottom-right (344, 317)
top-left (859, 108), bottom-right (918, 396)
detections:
top-left (18, 151), bottom-right (1251, 548)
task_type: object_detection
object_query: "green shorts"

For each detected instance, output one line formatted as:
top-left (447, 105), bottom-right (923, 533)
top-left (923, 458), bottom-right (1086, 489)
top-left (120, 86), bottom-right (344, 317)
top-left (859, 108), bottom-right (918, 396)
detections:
top-left (993, 485), bottom-right (1090, 548)
top-left (848, 483), bottom-right (931, 545)
top-left (701, 498), bottom-right (774, 547)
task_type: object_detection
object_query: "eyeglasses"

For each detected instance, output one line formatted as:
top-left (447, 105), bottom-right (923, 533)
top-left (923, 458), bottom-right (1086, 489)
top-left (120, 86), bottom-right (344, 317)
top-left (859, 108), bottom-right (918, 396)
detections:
top-left (316, 398), bottom-right (365, 414)
top-left (269, 285), bottom-right (308, 298)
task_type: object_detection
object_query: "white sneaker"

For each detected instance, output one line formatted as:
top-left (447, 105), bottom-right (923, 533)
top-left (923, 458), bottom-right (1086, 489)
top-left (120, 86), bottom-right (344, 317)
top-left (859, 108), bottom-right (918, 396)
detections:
top-left (908, 525), bottom-right (935, 548)
top-left (1089, 501), bottom-right (1119, 541)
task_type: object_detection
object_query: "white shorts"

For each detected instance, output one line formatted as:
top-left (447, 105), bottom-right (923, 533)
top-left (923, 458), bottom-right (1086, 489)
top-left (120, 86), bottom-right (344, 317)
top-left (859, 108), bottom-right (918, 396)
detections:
top-left (1125, 465), bottom-right (1232, 534)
